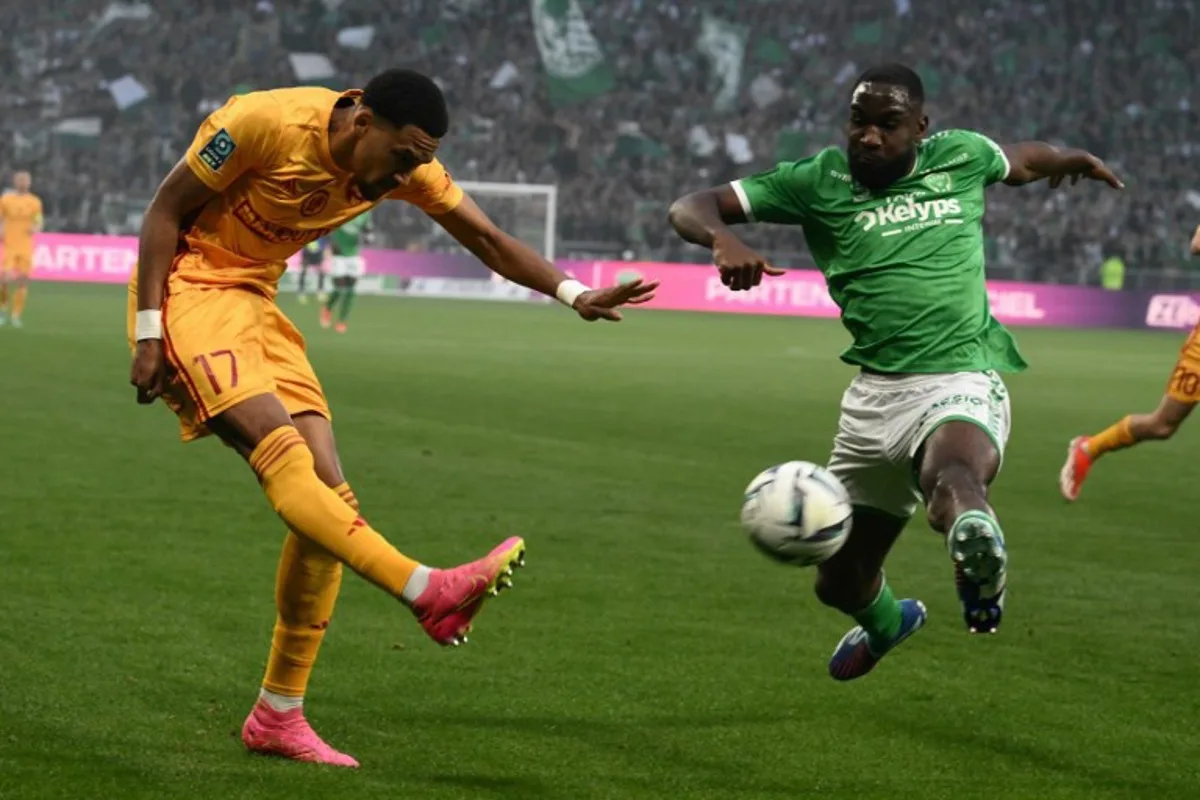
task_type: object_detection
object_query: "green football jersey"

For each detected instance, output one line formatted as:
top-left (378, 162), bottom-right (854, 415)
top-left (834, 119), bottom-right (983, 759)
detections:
top-left (732, 129), bottom-right (1028, 374)
top-left (331, 211), bottom-right (371, 257)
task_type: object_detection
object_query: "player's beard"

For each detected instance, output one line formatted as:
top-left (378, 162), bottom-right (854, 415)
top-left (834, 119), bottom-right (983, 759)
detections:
top-left (847, 147), bottom-right (916, 191)
top-left (355, 176), bottom-right (400, 202)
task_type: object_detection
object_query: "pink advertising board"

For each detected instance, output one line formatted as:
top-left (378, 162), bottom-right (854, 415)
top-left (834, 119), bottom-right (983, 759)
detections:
top-left (24, 233), bottom-right (1195, 331)
top-left (28, 233), bottom-right (138, 283)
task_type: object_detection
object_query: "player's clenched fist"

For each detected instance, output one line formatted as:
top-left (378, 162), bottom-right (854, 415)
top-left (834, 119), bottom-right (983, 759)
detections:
top-left (713, 231), bottom-right (785, 292)
top-left (130, 339), bottom-right (168, 404)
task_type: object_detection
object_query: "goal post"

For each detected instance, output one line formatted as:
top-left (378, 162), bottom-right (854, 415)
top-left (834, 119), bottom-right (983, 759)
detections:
top-left (457, 181), bottom-right (558, 263)
top-left (280, 180), bottom-right (559, 300)
top-left (368, 180), bottom-right (558, 262)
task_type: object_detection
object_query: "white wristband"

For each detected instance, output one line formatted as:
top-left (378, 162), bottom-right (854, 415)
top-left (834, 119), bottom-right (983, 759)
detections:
top-left (135, 309), bottom-right (163, 341)
top-left (555, 279), bottom-right (590, 308)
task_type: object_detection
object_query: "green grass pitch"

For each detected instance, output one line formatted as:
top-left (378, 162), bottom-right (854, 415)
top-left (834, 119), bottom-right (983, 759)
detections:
top-left (2, 283), bottom-right (1199, 799)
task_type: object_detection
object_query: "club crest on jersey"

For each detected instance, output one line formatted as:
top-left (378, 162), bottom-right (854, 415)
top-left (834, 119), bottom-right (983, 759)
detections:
top-left (922, 172), bottom-right (953, 193)
top-left (198, 129), bottom-right (236, 171)
top-left (300, 190), bottom-right (331, 217)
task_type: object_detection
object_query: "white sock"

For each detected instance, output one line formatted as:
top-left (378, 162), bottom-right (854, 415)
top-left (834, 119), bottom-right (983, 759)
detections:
top-left (400, 565), bottom-right (433, 605)
top-left (259, 688), bottom-right (303, 713)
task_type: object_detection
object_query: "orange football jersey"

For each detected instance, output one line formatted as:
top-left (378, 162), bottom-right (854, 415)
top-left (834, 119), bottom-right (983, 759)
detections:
top-left (173, 87), bottom-right (463, 297)
top-left (0, 191), bottom-right (43, 251)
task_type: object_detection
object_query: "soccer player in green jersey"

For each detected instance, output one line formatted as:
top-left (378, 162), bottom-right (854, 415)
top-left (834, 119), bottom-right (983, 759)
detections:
top-left (321, 211), bottom-right (373, 333)
top-left (668, 63), bottom-right (1123, 681)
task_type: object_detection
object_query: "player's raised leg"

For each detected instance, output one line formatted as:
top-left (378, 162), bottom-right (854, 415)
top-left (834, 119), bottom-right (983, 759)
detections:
top-left (820, 507), bottom-right (928, 681)
top-left (158, 287), bottom-right (524, 649)
top-left (1061, 330), bottom-right (1200, 501)
top-left (918, 420), bottom-right (1007, 634)
top-left (1062, 398), bottom-right (1194, 501)
top-left (206, 394), bottom-right (525, 646)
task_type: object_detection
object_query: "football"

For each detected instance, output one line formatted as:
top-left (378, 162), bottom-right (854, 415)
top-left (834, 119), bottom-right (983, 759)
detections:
top-left (740, 461), bottom-right (852, 566)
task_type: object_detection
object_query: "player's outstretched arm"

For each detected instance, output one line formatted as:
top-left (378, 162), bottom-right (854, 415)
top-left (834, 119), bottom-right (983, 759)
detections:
top-left (1000, 142), bottom-right (1125, 189)
top-left (668, 186), bottom-right (785, 292)
top-left (430, 193), bottom-right (658, 321)
top-left (1190, 224), bottom-right (1200, 256)
top-left (130, 160), bottom-right (218, 403)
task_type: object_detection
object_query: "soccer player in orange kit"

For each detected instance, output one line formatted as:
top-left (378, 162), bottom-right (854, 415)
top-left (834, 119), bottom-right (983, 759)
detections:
top-left (0, 170), bottom-right (44, 327)
top-left (1060, 224), bottom-right (1200, 501)
top-left (127, 69), bottom-right (657, 767)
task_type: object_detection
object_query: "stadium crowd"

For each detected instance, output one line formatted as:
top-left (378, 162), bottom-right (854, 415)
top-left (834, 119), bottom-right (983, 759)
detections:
top-left (1, 0), bottom-right (1198, 284)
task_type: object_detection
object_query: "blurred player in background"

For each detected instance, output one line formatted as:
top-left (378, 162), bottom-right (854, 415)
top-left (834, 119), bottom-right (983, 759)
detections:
top-left (320, 209), bottom-right (372, 333)
top-left (127, 69), bottom-right (656, 767)
top-left (0, 171), bottom-right (44, 328)
top-left (296, 236), bottom-right (329, 305)
top-left (669, 63), bottom-right (1122, 681)
top-left (1059, 224), bottom-right (1200, 500)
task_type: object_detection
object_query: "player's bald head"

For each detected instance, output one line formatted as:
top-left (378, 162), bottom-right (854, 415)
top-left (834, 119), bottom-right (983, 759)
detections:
top-left (12, 171), bottom-right (31, 190)
top-left (362, 69), bottom-right (449, 139)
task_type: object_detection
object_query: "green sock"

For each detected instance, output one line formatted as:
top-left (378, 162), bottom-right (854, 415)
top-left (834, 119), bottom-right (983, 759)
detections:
top-left (853, 580), bottom-right (902, 649)
top-left (325, 289), bottom-right (341, 312)
top-left (338, 282), bottom-right (356, 321)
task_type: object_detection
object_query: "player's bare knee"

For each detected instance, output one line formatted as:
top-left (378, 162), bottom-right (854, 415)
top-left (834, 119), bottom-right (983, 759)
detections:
top-left (293, 412), bottom-right (345, 488)
top-left (215, 394), bottom-right (297, 453)
top-left (1143, 416), bottom-right (1179, 440)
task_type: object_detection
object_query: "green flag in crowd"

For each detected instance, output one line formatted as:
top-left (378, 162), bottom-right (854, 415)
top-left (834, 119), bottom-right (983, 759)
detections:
top-left (531, 0), bottom-right (614, 107)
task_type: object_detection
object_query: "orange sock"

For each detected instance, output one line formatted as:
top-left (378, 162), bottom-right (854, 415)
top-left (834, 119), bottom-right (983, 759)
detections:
top-left (250, 427), bottom-right (420, 598)
top-left (12, 285), bottom-right (26, 319)
top-left (1087, 416), bottom-right (1135, 458)
top-left (261, 484), bottom-right (359, 697)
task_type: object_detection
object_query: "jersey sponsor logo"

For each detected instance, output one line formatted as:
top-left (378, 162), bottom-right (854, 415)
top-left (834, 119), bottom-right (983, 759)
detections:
top-left (854, 196), bottom-right (962, 234)
top-left (197, 128), bottom-right (236, 171)
top-left (233, 199), bottom-right (333, 245)
top-left (300, 190), bottom-right (330, 217)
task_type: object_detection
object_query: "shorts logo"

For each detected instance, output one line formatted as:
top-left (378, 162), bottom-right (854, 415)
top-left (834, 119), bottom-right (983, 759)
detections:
top-left (300, 190), bottom-right (330, 217)
top-left (197, 129), bottom-right (236, 171)
top-left (922, 172), bottom-right (953, 193)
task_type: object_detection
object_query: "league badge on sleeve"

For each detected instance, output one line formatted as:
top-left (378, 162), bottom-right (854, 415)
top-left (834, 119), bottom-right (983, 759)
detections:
top-left (198, 128), bottom-right (237, 171)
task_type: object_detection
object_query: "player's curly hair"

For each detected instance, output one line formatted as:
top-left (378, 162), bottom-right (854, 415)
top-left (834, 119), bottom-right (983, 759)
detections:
top-left (852, 63), bottom-right (925, 105)
top-left (362, 69), bottom-right (450, 138)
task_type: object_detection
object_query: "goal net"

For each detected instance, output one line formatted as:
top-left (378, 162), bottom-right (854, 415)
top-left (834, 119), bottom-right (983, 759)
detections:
top-left (371, 180), bottom-right (558, 263)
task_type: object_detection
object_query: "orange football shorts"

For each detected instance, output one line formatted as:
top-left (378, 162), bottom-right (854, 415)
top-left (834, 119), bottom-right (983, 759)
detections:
top-left (4, 247), bottom-right (33, 275)
top-left (1167, 324), bottom-right (1200, 404)
top-left (126, 280), bottom-right (330, 442)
